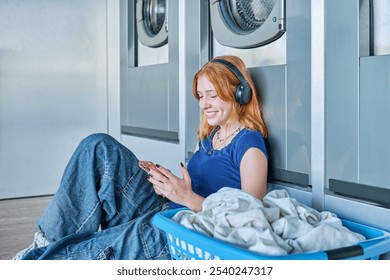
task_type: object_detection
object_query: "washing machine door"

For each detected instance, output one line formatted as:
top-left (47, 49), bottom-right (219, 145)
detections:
top-left (136, 0), bottom-right (168, 48)
top-left (210, 0), bottom-right (285, 49)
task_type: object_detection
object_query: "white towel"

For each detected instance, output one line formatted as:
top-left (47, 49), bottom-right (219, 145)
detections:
top-left (172, 188), bottom-right (366, 256)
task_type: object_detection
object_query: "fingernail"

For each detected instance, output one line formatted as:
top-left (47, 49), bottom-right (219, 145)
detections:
top-left (180, 162), bottom-right (184, 167)
top-left (156, 164), bottom-right (160, 168)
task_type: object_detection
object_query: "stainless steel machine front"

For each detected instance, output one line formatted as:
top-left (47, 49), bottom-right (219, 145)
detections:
top-left (136, 0), bottom-right (168, 48)
top-left (210, 0), bottom-right (286, 48)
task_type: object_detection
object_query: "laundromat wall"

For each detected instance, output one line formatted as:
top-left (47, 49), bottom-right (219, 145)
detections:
top-left (120, 0), bottom-right (390, 232)
top-left (0, 0), bottom-right (118, 199)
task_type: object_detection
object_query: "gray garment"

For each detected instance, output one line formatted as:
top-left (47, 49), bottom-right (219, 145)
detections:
top-left (172, 188), bottom-right (365, 256)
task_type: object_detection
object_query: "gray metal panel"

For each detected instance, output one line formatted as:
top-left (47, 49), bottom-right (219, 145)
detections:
top-left (121, 1), bottom-right (130, 126)
top-left (285, 0), bottom-right (311, 179)
top-left (310, 0), bottom-right (326, 210)
top-left (121, 0), bottom-right (179, 141)
top-left (137, 39), bottom-right (169, 67)
top-left (212, 35), bottom-right (287, 67)
top-left (359, 55), bottom-right (390, 189)
top-left (251, 65), bottom-right (310, 187)
top-left (325, 0), bottom-right (359, 185)
top-left (0, 0), bottom-right (109, 198)
top-left (359, 0), bottom-right (390, 57)
top-left (167, 0), bottom-right (180, 133)
top-left (324, 0), bottom-right (390, 235)
top-left (359, 0), bottom-right (370, 56)
top-left (183, 0), bottom-right (207, 159)
top-left (122, 64), bottom-right (170, 131)
top-left (127, 1), bottom-right (137, 67)
top-left (107, 0), bottom-right (121, 140)
top-left (250, 66), bottom-right (287, 170)
top-left (371, 0), bottom-right (390, 55)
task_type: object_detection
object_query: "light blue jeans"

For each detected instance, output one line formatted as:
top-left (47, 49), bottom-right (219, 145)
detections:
top-left (22, 133), bottom-right (171, 260)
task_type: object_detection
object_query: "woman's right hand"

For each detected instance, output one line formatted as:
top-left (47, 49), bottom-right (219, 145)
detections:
top-left (147, 163), bottom-right (204, 212)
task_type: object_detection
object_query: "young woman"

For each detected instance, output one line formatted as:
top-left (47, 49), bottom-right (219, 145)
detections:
top-left (14, 55), bottom-right (268, 260)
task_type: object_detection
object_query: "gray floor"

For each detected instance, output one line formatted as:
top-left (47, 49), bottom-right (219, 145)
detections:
top-left (0, 195), bottom-right (52, 260)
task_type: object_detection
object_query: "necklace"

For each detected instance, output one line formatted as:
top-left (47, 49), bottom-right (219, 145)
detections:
top-left (216, 127), bottom-right (241, 143)
top-left (200, 126), bottom-right (244, 155)
top-left (212, 126), bottom-right (242, 151)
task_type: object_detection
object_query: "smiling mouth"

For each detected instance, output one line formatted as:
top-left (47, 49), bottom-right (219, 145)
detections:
top-left (204, 111), bottom-right (217, 118)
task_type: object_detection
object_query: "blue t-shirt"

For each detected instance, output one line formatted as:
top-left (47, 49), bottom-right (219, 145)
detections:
top-left (169, 128), bottom-right (267, 209)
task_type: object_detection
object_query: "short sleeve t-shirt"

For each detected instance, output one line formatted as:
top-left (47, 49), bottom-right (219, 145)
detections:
top-left (168, 128), bottom-right (267, 209)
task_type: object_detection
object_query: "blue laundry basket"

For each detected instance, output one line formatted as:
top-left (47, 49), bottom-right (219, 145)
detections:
top-left (152, 208), bottom-right (390, 260)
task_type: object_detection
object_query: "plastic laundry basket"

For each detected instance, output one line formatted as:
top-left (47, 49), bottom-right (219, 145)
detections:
top-left (152, 208), bottom-right (390, 260)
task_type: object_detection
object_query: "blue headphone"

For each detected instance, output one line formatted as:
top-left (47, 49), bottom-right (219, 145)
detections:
top-left (211, 59), bottom-right (252, 105)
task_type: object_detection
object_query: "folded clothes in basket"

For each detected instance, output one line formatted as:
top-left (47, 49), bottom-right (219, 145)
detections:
top-left (172, 188), bottom-right (366, 256)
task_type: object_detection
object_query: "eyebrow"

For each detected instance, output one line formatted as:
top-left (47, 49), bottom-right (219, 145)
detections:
top-left (197, 89), bottom-right (217, 94)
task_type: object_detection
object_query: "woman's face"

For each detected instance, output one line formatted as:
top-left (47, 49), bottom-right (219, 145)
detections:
top-left (196, 75), bottom-right (233, 127)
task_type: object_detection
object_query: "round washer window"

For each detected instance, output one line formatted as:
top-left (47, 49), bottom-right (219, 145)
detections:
top-left (143, 0), bottom-right (166, 37)
top-left (210, 0), bottom-right (285, 48)
top-left (136, 0), bottom-right (168, 48)
top-left (221, 0), bottom-right (277, 34)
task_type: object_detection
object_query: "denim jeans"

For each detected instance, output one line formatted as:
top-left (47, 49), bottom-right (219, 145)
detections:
top-left (22, 133), bottom-right (171, 260)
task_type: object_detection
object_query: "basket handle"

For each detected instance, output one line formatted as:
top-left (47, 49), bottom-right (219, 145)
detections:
top-left (325, 245), bottom-right (363, 260)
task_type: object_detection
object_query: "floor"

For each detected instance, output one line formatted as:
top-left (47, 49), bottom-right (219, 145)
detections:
top-left (0, 195), bottom-right (52, 260)
top-left (1, 195), bottom-right (389, 261)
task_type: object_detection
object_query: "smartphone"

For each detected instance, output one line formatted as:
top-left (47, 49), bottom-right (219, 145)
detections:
top-left (138, 161), bottom-right (165, 177)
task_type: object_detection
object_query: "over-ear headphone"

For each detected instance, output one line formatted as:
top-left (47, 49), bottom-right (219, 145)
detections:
top-left (211, 59), bottom-right (252, 105)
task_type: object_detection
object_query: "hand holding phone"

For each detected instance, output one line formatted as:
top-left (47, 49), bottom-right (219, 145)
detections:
top-left (138, 161), bottom-right (165, 177)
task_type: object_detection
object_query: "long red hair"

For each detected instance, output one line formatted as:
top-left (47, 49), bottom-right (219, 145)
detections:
top-left (192, 55), bottom-right (268, 140)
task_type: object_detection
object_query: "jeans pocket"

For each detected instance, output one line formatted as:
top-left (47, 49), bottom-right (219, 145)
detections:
top-left (139, 217), bottom-right (171, 260)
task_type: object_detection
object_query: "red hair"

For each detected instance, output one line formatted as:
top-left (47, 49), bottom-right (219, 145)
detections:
top-left (192, 55), bottom-right (268, 140)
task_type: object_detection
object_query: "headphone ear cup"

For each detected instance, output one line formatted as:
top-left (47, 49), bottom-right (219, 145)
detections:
top-left (211, 58), bottom-right (252, 104)
top-left (235, 84), bottom-right (252, 104)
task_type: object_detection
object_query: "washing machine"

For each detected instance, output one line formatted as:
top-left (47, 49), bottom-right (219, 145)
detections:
top-left (135, 0), bottom-right (169, 66)
top-left (209, 0), bottom-right (285, 49)
top-left (206, 0), bottom-right (312, 189)
top-left (136, 0), bottom-right (168, 48)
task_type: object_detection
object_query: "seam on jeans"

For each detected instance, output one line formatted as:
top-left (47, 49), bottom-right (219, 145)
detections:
top-left (156, 243), bottom-right (171, 260)
top-left (139, 218), bottom-right (152, 259)
top-left (115, 182), bottom-right (139, 212)
top-left (117, 171), bottom-right (144, 213)
top-left (75, 202), bottom-right (100, 234)
top-left (103, 145), bottom-right (111, 179)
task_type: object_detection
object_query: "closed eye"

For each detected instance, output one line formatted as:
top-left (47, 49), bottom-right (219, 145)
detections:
top-left (197, 90), bottom-right (217, 99)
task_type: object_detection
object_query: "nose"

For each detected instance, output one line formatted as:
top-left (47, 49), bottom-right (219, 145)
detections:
top-left (199, 95), bottom-right (210, 109)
